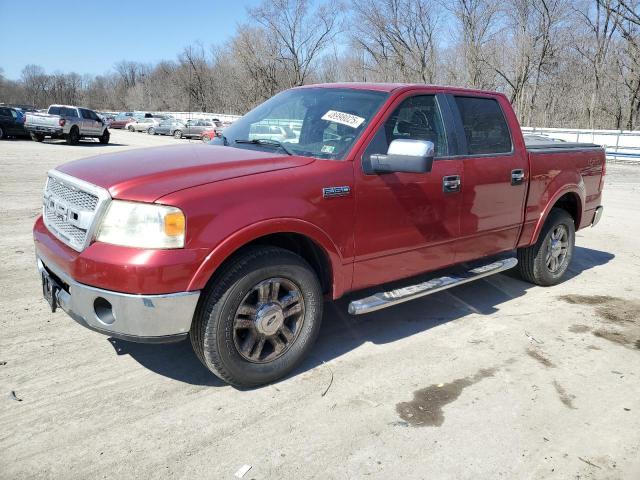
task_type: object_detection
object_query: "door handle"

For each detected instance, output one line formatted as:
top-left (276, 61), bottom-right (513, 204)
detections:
top-left (443, 175), bottom-right (461, 193)
top-left (511, 169), bottom-right (525, 185)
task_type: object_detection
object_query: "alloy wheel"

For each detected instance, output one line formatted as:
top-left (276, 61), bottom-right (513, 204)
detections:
top-left (545, 225), bottom-right (569, 273)
top-left (232, 277), bottom-right (305, 363)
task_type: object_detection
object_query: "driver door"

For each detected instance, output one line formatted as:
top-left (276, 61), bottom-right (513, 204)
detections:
top-left (352, 93), bottom-right (463, 290)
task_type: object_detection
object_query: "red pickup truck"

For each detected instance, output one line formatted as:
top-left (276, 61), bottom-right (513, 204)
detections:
top-left (34, 83), bottom-right (605, 387)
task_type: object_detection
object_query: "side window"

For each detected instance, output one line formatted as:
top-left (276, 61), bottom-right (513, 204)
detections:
top-left (454, 96), bottom-right (512, 155)
top-left (80, 109), bottom-right (91, 119)
top-left (49, 106), bottom-right (61, 115)
top-left (0, 108), bottom-right (9, 116)
top-left (61, 107), bottom-right (79, 118)
top-left (363, 95), bottom-right (448, 166)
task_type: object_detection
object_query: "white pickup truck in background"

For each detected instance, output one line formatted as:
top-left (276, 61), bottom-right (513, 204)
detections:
top-left (25, 105), bottom-right (110, 145)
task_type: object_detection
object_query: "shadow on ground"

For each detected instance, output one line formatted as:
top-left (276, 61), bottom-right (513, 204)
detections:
top-left (109, 246), bottom-right (614, 387)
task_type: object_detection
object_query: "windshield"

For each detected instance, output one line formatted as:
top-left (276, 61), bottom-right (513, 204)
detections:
top-left (212, 88), bottom-right (389, 160)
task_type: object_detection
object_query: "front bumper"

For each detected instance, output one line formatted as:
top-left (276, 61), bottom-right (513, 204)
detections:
top-left (37, 256), bottom-right (200, 343)
top-left (592, 206), bottom-right (604, 227)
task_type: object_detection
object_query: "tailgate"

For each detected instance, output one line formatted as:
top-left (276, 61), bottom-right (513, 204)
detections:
top-left (26, 114), bottom-right (60, 127)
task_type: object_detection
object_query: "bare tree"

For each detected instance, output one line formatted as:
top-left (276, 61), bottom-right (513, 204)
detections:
top-left (351, 0), bottom-right (440, 83)
top-left (449, 0), bottom-right (500, 89)
top-left (249, 0), bottom-right (342, 87)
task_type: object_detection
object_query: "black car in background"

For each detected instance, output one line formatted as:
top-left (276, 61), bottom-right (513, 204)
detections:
top-left (0, 106), bottom-right (29, 139)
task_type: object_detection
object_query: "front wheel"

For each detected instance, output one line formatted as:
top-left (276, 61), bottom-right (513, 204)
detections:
top-left (0, 126), bottom-right (4, 139)
top-left (128, 125), bottom-right (135, 132)
top-left (148, 127), bottom-right (155, 135)
top-left (517, 208), bottom-right (575, 286)
top-left (190, 246), bottom-right (323, 387)
top-left (201, 134), bottom-right (210, 143)
top-left (173, 129), bottom-right (182, 139)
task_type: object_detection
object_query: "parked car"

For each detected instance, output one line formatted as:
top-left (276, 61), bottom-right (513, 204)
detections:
top-left (152, 118), bottom-right (185, 137)
top-left (24, 105), bottom-right (109, 144)
top-left (109, 113), bottom-right (135, 129)
top-left (200, 126), bottom-right (225, 142)
top-left (0, 106), bottom-right (29, 139)
top-left (33, 83), bottom-right (605, 387)
top-left (173, 119), bottom-right (217, 139)
top-left (248, 123), bottom-right (297, 142)
top-left (127, 117), bottom-right (161, 133)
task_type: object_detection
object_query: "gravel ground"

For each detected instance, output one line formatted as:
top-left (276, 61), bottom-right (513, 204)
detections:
top-left (1, 130), bottom-right (639, 479)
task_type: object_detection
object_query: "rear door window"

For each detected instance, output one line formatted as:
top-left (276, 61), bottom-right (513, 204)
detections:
top-left (48, 106), bottom-right (61, 115)
top-left (60, 107), bottom-right (79, 118)
top-left (453, 96), bottom-right (512, 155)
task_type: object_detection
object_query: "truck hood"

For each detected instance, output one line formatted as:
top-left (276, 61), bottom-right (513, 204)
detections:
top-left (57, 144), bottom-right (315, 202)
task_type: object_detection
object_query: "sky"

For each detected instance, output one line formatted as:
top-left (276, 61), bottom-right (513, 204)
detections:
top-left (0, 0), bottom-right (261, 80)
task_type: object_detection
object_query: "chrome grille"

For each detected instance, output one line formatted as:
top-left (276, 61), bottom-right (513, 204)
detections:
top-left (42, 171), bottom-right (110, 252)
top-left (46, 176), bottom-right (99, 211)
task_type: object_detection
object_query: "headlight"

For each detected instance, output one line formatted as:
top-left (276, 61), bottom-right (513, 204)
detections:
top-left (96, 200), bottom-right (185, 249)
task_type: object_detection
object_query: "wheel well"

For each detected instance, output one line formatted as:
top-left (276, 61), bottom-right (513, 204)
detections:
top-left (552, 193), bottom-right (581, 228)
top-left (243, 233), bottom-right (333, 295)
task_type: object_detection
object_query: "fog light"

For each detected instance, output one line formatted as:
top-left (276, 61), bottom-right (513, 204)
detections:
top-left (94, 297), bottom-right (115, 325)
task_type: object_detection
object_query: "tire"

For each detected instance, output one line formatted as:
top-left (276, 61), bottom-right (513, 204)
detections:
top-left (99, 129), bottom-right (110, 144)
top-left (30, 133), bottom-right (45, 142)
top-left (0, 126), bottom-right (4, 139)
top-left (148, 127), bottom-right (155, 135)
top-left (174, 130), bottom-right (182, 139)
top-left (190, 246), bottom-right (323, 387)
top-left (201, 135), bottom-right (210, 143)
top-left (517, 208), bottom-right (575, 286)
top-left (128, 125), bottom-right (135, 132)
top-left (65, 127), bottom-right (80, 145)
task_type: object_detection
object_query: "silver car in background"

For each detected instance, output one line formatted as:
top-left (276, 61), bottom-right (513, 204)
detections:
top-left (153, 119), bottom-right (186, 137)
top-left (127, 117), bottom-right (161, 133)
top-left (173, 120), bottom-right (217, 139)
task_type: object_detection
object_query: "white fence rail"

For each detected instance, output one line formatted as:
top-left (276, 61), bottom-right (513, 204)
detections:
top-left (145, 111), bottom-right (242, 124)
top-left (522, 127), bottom-right (640, 163)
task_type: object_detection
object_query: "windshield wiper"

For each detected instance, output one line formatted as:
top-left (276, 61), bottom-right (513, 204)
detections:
top-left (234, 138), bottom-right (293, 156)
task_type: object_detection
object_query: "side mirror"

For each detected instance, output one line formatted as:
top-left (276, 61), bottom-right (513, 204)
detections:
top-left (370, 139), bottom-right (435, 174)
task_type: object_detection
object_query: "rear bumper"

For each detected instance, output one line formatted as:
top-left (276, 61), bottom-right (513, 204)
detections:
top-left (37, 255), bottom-right (200, 343)
top-left (591, 206), bottom-right (604, 227)
top-left (27, 125), bottom-right (63, 135)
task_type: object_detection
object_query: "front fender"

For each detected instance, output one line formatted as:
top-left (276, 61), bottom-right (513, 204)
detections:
top-left (187, 218), bottom-right (349, 299)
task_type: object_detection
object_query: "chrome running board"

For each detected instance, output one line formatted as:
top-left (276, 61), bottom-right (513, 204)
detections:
top-left (348, 257), bottom-right (518, 315)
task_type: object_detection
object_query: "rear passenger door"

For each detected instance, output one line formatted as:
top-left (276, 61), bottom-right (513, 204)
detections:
top-left (446, 94), bottom-right (528, 262)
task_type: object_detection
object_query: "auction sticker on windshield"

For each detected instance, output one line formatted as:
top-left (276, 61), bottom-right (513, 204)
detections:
top-left (321, 110), bottom-right (365, 128)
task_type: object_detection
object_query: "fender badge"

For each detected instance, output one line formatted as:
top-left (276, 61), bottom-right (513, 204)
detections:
top-left (323, 186), bottom-right (351, 198)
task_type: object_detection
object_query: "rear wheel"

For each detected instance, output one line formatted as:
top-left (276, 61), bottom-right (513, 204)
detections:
top-left (65, 127), bottom-right (80, 145)
top-left (99, 129), bottom-right (110, 144)
top-left (148, 127), bottom-right (155, 135)
top-left (190, 246), bottom-right (323, 387)
top-left (174, 129), bottom-right (182, 139)
top-left (31, 133), bottom-right (45, 142)
top-left (0, 126), bottom-right (4, 140)
top-left (517, 208), bottom-right (575, 286)
top-left (128, 125), bottom-right (135, 132)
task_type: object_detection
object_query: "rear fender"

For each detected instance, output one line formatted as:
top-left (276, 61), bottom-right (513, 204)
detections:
top-left (530, 185), bottom-right (585, 245)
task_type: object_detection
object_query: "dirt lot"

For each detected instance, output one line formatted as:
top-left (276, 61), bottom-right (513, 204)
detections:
top-left (1, 130), bottom-right (639, 479)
